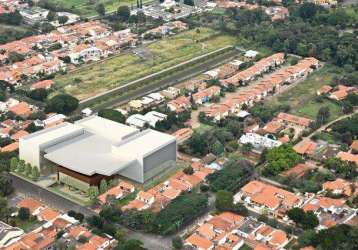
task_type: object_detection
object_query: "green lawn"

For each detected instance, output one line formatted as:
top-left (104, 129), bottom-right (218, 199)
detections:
top-left (47, 0), bottom-right (147, 17)
top-left (267, 64), bottom-right (342, 121)
top-left (54, 28), bottom-right (239, 100)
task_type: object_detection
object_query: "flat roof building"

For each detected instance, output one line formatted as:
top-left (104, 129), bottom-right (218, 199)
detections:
top-left (19, 116), bottom-right (176, 190)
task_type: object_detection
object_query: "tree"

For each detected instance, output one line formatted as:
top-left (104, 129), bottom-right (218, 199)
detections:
top-left (316, 106), bottom-right (330, 126)
top-left (184, 0), bottom-right (194, 6)
top-left (172, 236), bottom-right (183, 249)
top-left (0, 196), bottom-right (11, 223)
top-left (96, 4), bottom-right (106, 16)
top-left (98, 109), bottom-right (125, 124)
top-left (116, 239), bottom-right (145, 250)
top-left (25, 163), bottom-right (32, 176)
top-left (211, 140), bottom-right (224, 156)
top-left (241, 143), bottom-right (253, 154)
top-left (46, 94), bottom-right (79, 114)
top-left (31, 167), bottom-right (40, 180)
top-left (18, 207), bottom-right (30, 221)
top-left (114, 229), bottom-right (126, 242)
top-left (26, 122), bottom-right (43, 133)
top-left (58, 15), bottom-right (69, 25)
top-left (10, 157), bottom-right (18, 172)
top-left (99, 179), bottom-right (108, 194)
top-left (0, 172), bottom-right (13, 197)
top-left (287, 207), bottom-right (318, 230)
top-left (47, 11), bottom-right (56, 21)
top-left (215, 190), bottom-right (234, 212)
top-left (28, 88), bottom-right (48, 101)
top-left (117, 6), bottom-right (131, 22)
top-left (183, 166), bottom-right (194, 175)
top-left (88, 186), bottom-right (99, 201)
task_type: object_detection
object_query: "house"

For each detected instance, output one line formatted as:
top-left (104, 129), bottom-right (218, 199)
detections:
top-left (17, 198), bottom-right (44, 216)
top-left (302, 196), bottom-right (355, 230)
top-left (98, 181), bottom-right (135, 204)
top-left (30, 79), bottom-right (54, 90)
top-left (11, 130), bottom-right (29, 141)
top-left (1, 142), bottom-right (19, 152)
top-left (171, 128), bottom-right (193, 144)
top-left (322, 178), bottom-right (358, 197)
top-left (276, 113), bottom-right (312, 128)
top-left (161, 87), bottom-right (180, 99)
top-left (37, 208), bottom-right (60, 222)
top-left (280, 162), bottom-right (316, 179)
top-left (192, 86), bottom-right (221, 105)
top-left (167, 96), bottom-right (191, 113)
top-left (293, 139), bottom-right (317, 156)
top-left (0, 221), bottom-right (24, 248)
top-left (329, 85), bottom-right (357, 101)
top-left (350, 140), bottom-right (358, 154)
top-left (234, 181), bottom-right (303, 219)
top-left (128, 100), bottom-right (143, 110)
top-left (239, 133), bottom-right (281, 152)
top-left (19, 7), bottom-right (49, 25)
top-left (143, 111), bottom-right (167, 127)
top-left (262, 120), bottom-right (284, 135)
top-left (123, 191), bottom-right (155, 211)
top-left (337, 151), bottom-right (358, 167)
top-left (126, 114), bottom-right (149, 128)
top-left (9, 102), bottom-right (32, 118)
top-left (203, 103), bottom-right (230, 122)
top-left (317, 85), bottom-right (333, 95)
top-left (245, 50), bottom-right (259, 58)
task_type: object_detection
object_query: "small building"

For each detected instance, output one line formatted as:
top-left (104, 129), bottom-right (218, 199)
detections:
top-left (161, 87), bottom-right (180, 99)
top-left (244, 50), bottom-right (259, 58)
top-left (0, 221), bottom-right (24, 248)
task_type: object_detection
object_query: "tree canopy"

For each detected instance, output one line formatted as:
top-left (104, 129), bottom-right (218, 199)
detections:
top-left (46, 94), bottom-right (79, 114)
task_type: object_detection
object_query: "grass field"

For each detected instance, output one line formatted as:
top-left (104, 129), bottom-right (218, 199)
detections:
top-left (55, 28), bottom-right (239, 100)
top-left (267, 64), bottom-right (343, 122)
top-left (47, 0), bottom-right (149, 17)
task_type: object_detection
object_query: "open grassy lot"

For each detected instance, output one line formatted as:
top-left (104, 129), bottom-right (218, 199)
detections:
top-left (267, 64), bottom-right (343, 122)
top-left (55, 28), bottom-right (239, 100)
top-left (47, 0), bottom-right (149, 17)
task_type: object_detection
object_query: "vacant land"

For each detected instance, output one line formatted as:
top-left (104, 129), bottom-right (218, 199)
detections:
top-left (266, 64), bottom-right (343, 122)
top-left (55, 28), bottom-right (239, 100)
top-left (47, 0), bottom-right (150, 17)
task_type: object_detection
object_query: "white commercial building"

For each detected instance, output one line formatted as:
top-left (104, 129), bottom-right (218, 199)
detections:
top-left (19, 116), bottom-right (176, 190)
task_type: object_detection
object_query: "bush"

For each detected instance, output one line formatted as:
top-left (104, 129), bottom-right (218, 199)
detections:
top-left (18, 207), bottom-right (30, 221)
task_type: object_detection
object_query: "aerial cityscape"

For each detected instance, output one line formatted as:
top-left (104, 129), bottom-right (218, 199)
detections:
top-left (0, 0), bottom-right (357, 249)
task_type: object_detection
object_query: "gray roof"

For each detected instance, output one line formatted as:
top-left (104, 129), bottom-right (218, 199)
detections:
top-left (41, 116), bottom-right (176, 176)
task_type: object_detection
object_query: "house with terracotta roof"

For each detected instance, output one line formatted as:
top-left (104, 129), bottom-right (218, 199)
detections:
top-left (30, 79), bottom-right (54, 90)
top-left (262, 120), bottom-right (284, 135)
top-left (293, 139), bottom-right (318, 156)
top-left (171, 128), bottom-right (193, 144)
top-left (98, 181), bottom-right (135, 204)
top-left (317, 85), bottom-right (333, 95)
top-left (37, 208), bottom-right (60, 222)
top-left (234, 181), bottom-right (304, 219)
top-left (350, 140), bottom-right (358, 154)
top-left (337, 151), bottom-right (358, 167)
top-left (192, 85), bottom-right (221, 105)
top-left (280, 162), bottom-right (316, 179)
top-left (329, 85), bottom-right (357, 101)
top-left (8, 102), bottom-right (33, 119)
top-left (185, 213), bottom-right (291, 250)
top-left (17, 198), bottom-right (44, 216)
top-left (1, 142), bottom-right (19, 153)
top-left (322, 178), bottom-right (358, 197)
top-left (276, 112), bottom-right (312, 129)
top-left (11, 130), bottom-right (29, 142)
top-left (302, 196), bottom-right (356, 230)
top-left (167, 95), bottom-right (191, 113)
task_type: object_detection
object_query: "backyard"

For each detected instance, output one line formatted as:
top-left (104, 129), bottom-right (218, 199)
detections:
top-left (54, 28), bottom-right (239, 100)
top-left (266, 64), bottom-right (343, 122)
top-left (46, 0), bottom-right (147, 17)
